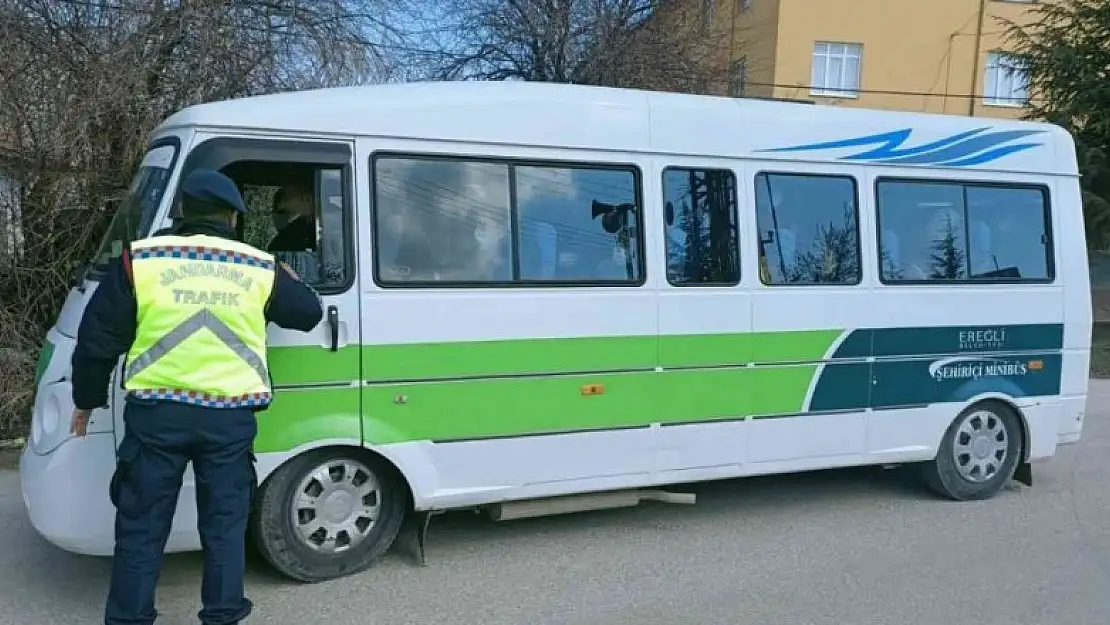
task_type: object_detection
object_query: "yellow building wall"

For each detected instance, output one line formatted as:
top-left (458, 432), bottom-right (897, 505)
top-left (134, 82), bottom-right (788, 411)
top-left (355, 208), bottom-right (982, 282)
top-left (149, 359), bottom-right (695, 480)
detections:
top-left (763, 0), bottom-right (1043, 117)
top-left (726, 0), bottom-right (783, 99)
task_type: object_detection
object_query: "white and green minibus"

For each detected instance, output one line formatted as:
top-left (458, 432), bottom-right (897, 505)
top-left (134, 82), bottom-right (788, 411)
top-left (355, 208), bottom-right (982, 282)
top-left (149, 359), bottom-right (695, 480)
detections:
top-left (20, 81), bottom-right (1091, 582)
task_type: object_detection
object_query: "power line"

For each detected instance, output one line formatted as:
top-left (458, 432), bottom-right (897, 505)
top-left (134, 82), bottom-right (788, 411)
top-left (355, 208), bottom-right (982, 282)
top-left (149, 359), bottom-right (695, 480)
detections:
top-left (740, 80), bottom-right (1042, 104)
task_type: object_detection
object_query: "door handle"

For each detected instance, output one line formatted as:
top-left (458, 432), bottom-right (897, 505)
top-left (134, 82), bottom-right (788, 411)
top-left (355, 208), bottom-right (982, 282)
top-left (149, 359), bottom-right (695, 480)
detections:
top-left (326, 305), bottom-right (340, 352)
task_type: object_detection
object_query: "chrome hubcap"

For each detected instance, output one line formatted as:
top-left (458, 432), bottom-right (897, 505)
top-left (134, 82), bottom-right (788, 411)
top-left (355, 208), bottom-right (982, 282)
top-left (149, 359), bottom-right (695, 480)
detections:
top-left (952, 409), bottom-right (1009, 483)
top-left (291, 459), bottom-right (382, 553)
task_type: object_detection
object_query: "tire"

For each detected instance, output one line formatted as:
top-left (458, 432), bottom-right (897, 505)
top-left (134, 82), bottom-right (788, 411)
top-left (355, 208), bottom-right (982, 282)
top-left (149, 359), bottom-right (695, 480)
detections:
top-left (251, 448), bottom-right (408, 582)
top-left (921, 401), bottom-right (1024, 501)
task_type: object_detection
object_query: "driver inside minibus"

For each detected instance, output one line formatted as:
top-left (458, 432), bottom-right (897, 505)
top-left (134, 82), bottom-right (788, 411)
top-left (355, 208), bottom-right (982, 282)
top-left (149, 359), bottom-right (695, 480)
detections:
top-left (268, 182), bottom-right (316, 252)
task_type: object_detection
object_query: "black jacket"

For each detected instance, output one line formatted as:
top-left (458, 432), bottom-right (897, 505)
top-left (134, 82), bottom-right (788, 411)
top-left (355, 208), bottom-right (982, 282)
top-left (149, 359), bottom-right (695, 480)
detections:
top-left (268, 216), bottom-right (315, 253)
top-left (72, 220), bottom-right (325, 410)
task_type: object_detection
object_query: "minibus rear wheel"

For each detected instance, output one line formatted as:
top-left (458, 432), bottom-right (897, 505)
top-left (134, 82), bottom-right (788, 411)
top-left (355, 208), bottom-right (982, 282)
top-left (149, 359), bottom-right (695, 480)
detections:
top-left (921, 401), bottom-right (1024, 501)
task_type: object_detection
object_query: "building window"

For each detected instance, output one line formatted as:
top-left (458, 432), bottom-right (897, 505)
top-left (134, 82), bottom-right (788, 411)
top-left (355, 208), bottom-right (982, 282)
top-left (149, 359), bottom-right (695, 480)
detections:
top-left (876, 179), bottom-right (1053, 283)
top-left (811, 42), bottom-right (862, 98)
top-left (663, 167), bottom-right (740, 286)
top-left (373, 155), bottom-right (643, 286)
top-left (754, 172), bottom-right (861, 286)
top-left (984, 52), bottom-right (1029, 107)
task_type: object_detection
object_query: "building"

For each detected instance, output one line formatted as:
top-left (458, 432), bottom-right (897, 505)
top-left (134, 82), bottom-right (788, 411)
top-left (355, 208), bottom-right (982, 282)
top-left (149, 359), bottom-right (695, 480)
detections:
top-left (699, 0), bottom-right (1043, 118)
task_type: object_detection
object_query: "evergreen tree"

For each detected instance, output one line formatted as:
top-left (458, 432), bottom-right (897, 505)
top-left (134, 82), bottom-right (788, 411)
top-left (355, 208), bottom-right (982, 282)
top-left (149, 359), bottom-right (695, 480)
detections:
top-left (928, 214), bottom-right (966, 280)
top-left (1004, 0), bottom-right (1110, 248)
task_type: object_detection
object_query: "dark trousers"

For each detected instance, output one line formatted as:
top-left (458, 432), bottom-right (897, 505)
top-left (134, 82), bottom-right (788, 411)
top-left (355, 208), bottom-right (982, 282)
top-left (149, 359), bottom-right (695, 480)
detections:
top-left (104, 398), bottom-right (258, 625)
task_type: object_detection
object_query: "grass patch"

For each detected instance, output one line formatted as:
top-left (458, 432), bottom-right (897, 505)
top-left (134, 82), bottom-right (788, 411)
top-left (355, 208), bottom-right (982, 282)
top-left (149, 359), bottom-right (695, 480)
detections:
top-left (1092, 344), bottom-right (1110, 378)
top-left (1092, 322), bottom-right (1110, 378)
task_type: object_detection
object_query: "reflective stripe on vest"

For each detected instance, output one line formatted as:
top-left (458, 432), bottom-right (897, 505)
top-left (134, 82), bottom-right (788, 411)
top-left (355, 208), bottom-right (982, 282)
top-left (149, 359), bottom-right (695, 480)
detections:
top-left (124, 233), bottom-right (276, 409)
top-left (123, 308), bottom-right (269, 383)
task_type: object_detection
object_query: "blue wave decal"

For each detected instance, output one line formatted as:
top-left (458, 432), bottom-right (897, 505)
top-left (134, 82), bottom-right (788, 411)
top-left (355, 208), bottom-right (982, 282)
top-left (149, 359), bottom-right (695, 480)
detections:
top-left (758, 127), bottom-right (1045, 167)
top-left (937, 143), bottom-right (1042, 167)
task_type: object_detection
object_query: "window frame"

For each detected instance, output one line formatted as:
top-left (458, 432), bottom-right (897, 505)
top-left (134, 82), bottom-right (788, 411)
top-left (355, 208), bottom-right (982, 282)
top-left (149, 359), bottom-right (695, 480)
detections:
top-left (369, 150), bottom-right (647, 289)
top-left (661, 165), bottom-right (741, 287)
top-left (873, 176), bottom-right (1056, 286)
top-left (983, 51), bottom-right (1030, 107)
top-left (753, 170), bottom-right (863, 287)
top-left (176, 137), bottom-right (357, 296)
top-left (810, 41), bottom-right (863, 99)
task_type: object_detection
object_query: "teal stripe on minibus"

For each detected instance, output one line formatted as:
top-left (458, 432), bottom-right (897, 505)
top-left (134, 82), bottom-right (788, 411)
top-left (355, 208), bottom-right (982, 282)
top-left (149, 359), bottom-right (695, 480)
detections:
top-left (832, 323), bottom-right (1065, 359)
top-left (810, 323), bottom-right (1065, 412)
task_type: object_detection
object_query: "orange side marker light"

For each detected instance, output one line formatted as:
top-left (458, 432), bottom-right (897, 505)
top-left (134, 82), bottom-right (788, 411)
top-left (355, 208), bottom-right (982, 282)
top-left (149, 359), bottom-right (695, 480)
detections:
top-left (581, 384), bottom-right (605, 396)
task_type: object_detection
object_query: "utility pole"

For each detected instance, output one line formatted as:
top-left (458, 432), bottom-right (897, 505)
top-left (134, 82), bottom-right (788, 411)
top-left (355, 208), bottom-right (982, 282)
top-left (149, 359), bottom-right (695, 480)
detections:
top-left (967, 0), bottom-right (987, 116)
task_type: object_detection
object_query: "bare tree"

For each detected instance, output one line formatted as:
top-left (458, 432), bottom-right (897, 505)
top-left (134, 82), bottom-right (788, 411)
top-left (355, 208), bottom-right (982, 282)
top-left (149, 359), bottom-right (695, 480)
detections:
top-left (398, 0), bottom-right (736, 93)
top-left (0, 0), bottom-right (408, 438)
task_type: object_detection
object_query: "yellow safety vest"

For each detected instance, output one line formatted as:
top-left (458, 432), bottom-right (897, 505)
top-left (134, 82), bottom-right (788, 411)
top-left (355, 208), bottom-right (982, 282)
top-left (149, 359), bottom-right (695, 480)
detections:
top-left (123, 233), bottom-right (276, 409)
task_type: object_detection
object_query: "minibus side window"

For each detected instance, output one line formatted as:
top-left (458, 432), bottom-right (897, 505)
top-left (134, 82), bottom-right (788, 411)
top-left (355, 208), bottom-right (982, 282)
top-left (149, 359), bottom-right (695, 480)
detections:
top-left (662, 167), bottom-right (740, 286)
top-left (234, 162), bottom-right (351, 292)
top-left (371, 154), bottom-right (644, 287)
top-left (375, 158), bottom-right (513, 283)
top-left (754, 171), bottom-right (861, 286)
top-left (875, 179), bottom-right (1054, 284)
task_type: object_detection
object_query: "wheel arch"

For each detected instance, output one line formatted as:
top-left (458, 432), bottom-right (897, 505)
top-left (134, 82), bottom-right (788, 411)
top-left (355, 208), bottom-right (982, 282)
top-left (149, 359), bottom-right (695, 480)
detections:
top-left (254, 440), bottom-right (416, 511)
top-left (954, 393), bottom-right (1031, 464)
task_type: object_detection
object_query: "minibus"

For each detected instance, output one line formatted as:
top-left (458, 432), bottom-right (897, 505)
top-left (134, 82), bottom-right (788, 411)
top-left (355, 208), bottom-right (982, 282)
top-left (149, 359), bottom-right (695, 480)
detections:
top-left (21, 80), bottom-right (1090, 582)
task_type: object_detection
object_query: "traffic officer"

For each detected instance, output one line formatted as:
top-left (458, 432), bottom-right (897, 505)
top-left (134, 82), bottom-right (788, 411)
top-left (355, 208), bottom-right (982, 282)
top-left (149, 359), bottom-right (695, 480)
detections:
top-left (69, 168), bottom-right (324, 625)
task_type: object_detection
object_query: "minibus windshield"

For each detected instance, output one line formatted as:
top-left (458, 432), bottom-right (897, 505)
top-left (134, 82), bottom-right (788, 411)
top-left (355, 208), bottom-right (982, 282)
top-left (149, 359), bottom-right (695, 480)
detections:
top-left (87, 143), bottom-right (178, 279)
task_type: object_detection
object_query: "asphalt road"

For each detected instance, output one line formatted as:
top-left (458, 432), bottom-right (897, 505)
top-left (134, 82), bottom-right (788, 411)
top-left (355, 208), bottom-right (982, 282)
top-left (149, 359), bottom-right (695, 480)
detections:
top-left (3, 383), bottom-right (1110, 625)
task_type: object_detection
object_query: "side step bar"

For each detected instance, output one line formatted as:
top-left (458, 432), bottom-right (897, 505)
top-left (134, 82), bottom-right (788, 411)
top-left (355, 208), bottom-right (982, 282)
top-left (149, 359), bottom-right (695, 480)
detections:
top-left (487, 489), bottom-right (697, 521)
top-left (404, 489), bottom-right (696, 566)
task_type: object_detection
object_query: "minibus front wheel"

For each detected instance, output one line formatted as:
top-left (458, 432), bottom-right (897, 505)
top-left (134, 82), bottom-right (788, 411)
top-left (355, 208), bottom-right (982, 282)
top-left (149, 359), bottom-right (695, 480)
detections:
top-left (250, 447), bottom-right (408, 582)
